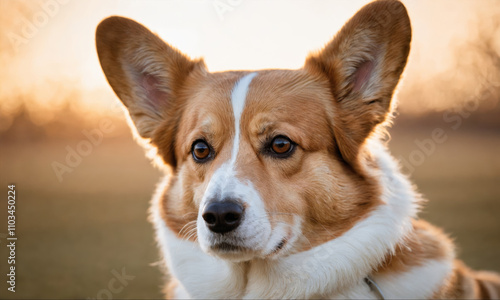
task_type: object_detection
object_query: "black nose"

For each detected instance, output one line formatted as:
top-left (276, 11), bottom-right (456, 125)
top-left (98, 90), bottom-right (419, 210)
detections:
top-left (202, 201), bottom-right (244, 234)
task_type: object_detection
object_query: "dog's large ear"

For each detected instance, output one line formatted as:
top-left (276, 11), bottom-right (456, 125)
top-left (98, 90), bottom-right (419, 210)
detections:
top-left (96, 16), bottom-right (205, 167)
top-left (305, 0), bottom-right (411, 165)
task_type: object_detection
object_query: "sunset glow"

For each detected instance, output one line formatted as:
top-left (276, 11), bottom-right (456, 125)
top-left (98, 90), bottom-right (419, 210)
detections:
top-left (1, 0), bottom-right (499, 129)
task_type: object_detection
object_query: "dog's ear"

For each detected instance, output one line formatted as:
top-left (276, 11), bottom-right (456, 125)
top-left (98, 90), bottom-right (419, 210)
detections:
top-left (96, 16), bottom-right (205, 167)
top-left (305, 0), bottom-right (411, 165)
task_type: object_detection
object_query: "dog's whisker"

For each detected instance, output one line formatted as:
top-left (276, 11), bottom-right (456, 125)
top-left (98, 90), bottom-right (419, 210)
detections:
top-left (178, 220), bottom-right (197, 237)
top-left (180, 227), bottom-right (198, 241)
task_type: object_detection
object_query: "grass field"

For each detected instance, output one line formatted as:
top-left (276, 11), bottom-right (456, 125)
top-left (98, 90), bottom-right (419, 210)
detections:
top-left (0, 122), bottom-right (499, 299)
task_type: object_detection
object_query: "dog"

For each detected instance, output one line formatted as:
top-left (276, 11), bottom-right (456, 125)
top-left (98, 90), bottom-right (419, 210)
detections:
top-left (96, 0), bottom-right (500, 298)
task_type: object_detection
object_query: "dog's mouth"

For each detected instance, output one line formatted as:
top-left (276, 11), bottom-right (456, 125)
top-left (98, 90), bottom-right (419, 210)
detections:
top-left (208, 238), bottom-right (289, 261)
top-left (212, 237), bottom-right (288, 253)
top-left (273, 238), bottom-right (287, 253)
top-left (208, 241), bottom-right (257, 262)
top-left (204, 220), bottom-right (296, 259)
top-left (264, 237), bottom-right (289, 258)
top-left (198, 213), bottom-right (301, 261)
top-left (211, 242), bottom-right (246, 252)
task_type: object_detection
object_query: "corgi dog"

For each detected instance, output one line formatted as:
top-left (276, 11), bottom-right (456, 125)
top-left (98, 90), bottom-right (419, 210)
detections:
top-left (96, 0), bottom-right (500, 298)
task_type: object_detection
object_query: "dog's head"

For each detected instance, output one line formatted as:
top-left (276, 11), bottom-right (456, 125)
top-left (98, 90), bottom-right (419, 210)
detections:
top-left (96, 0), bottom-right (411, 262)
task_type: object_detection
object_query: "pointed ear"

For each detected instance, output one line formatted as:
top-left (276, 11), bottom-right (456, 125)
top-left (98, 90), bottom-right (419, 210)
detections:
top-left (305, 0), bottom-right (411, 165)
top-left (96, 16), bottom-right (206, 166)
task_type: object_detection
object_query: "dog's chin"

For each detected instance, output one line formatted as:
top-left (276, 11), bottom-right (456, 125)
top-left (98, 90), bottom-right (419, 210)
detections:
top-left (204, 243), bottom-right (257, 262)
top-left (201, 236), bottom-right (294, 262)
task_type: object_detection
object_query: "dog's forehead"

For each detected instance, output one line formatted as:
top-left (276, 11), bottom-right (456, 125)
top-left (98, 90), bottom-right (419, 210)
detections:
top-left (241, 70), bottom-right (334, 137)
top-left (176, 69), bottom-right (337, 163)
top-left (178, 71), bottom-right (241, 140)
top-left (186, 69), bottom-right (334, 134)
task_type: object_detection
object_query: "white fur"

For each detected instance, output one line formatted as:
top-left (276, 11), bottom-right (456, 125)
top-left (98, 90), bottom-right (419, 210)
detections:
top-left (151, 138), bottom-right (442, 299)
top-left (156, 215), bottom-right (246, 298)
top-left (375, 259), bottom-right (453, 299)
top-left (196, 163), bottom-right (272, 261)
top-left (335, 259), bottom-right (453, 299)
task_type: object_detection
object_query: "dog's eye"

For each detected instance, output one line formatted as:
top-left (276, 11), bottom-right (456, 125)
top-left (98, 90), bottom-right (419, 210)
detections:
top-left (192, 140), bottom-right (212, 162)
top-left (269, 136), bottom-right (295, 158)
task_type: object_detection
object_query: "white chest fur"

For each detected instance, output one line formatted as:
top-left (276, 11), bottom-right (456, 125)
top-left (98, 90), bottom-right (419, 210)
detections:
top-left (155, 221), bottom-right (452, 299)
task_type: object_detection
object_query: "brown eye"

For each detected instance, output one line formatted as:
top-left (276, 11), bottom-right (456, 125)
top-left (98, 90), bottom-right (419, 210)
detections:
top-left (271, 136), bottom-right (293, 156)
top-left (192, 140), bottom-right (212, 162)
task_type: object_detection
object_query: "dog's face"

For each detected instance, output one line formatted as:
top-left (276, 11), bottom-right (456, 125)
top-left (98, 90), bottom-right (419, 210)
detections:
top-left (169, 69), bottom-right (380, 261)
top-left (96, 1), bottom-right (411, 262)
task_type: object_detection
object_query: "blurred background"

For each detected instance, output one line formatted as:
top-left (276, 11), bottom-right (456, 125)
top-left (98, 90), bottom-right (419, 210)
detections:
top-left (0, 0), bottom-right (499, 298)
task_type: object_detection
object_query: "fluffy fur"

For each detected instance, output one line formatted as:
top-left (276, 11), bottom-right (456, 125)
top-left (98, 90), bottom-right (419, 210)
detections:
top-left (96, 0), bottom-right (500, 298)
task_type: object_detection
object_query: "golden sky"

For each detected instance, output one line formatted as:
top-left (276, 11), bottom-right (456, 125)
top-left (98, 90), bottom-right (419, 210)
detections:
top-left (1, 0), bottom-right (499, 127)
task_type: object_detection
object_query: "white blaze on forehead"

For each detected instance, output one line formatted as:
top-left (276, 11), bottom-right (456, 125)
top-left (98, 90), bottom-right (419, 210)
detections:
top-left (230, 72), bottom-right (257, 165)
top-left (201, 72), bottom-right (258, 200)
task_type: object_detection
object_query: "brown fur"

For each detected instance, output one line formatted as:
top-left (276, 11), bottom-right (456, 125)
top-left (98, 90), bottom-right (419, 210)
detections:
top-left (432, 261), bottom-right (500, 299)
